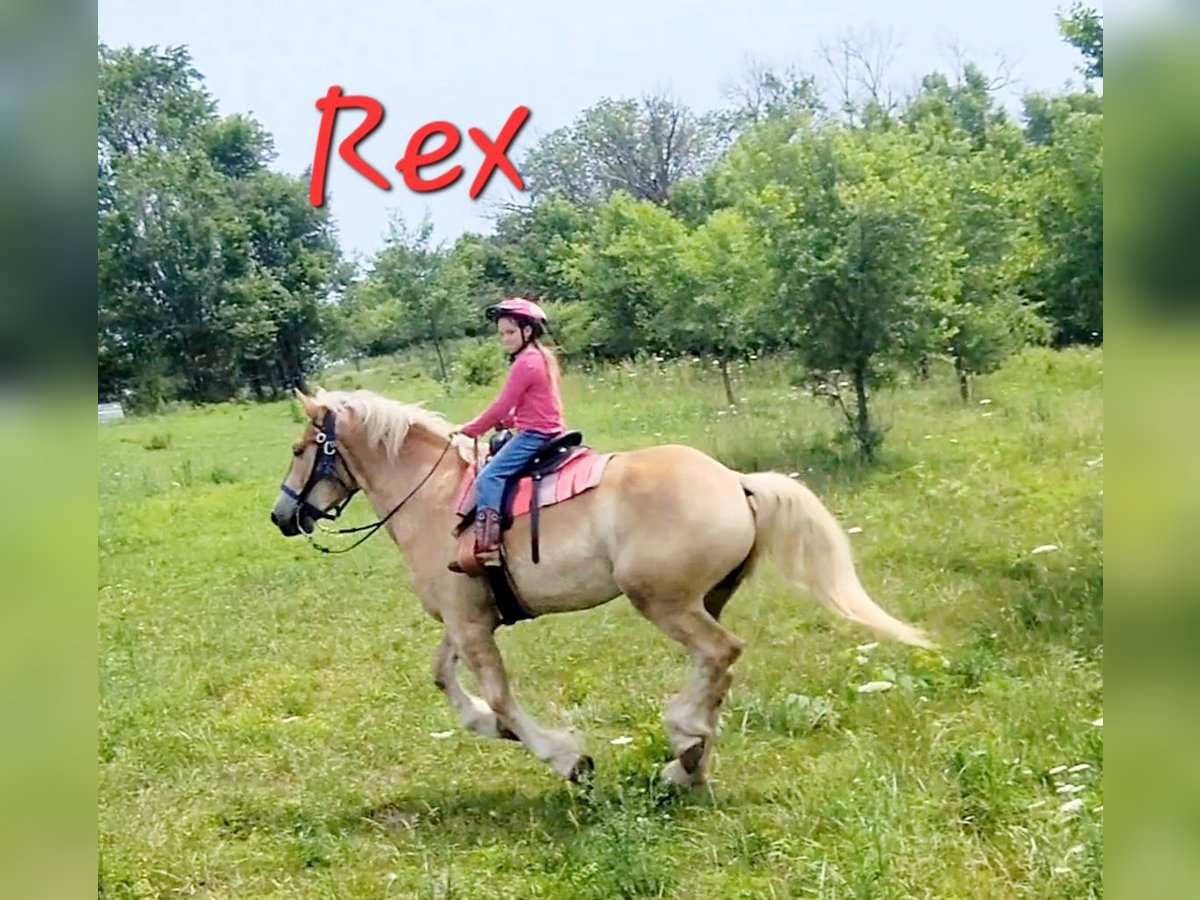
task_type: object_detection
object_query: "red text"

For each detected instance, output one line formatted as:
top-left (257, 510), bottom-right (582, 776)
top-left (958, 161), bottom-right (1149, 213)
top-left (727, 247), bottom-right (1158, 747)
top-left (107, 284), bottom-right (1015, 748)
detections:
top-left (308, 86), bottom-right (529, 207)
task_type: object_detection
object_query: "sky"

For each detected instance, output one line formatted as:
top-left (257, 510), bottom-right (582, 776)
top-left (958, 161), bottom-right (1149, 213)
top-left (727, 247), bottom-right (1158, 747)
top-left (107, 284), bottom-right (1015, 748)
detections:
top-left (98, 0), bottom-right (1088, 263)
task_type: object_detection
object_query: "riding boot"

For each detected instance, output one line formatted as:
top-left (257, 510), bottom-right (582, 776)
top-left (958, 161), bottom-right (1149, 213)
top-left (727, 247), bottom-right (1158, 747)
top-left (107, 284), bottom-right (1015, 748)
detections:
top-left (475, 507), bottom-right (503, 567)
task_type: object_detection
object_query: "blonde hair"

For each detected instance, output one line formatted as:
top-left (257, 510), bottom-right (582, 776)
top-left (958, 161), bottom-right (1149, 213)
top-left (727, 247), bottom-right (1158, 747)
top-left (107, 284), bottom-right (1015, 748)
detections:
top-left (533, 340), bottom-right (562, 395)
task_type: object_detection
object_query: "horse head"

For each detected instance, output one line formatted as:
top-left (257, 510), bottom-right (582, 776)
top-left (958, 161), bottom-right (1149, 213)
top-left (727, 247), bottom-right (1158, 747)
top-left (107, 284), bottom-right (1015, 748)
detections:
top-left (270, 389), bottom-right (361, 536)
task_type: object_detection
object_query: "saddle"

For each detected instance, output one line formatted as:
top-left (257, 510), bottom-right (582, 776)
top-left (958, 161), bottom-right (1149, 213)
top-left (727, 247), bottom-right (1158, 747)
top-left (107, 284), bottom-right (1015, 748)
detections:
top-left (451, 430), bottom-right (614, 622)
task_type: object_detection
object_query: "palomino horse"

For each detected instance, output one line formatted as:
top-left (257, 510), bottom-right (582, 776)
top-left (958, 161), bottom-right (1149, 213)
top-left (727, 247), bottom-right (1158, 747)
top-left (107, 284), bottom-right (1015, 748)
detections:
top-left (270, 388), bottom-right (933, 786)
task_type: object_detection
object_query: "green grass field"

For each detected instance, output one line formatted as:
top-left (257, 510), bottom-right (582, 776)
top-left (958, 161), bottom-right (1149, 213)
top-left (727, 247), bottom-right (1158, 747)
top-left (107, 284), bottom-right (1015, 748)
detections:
top-left (98, 347), bottom-right (1102, 898)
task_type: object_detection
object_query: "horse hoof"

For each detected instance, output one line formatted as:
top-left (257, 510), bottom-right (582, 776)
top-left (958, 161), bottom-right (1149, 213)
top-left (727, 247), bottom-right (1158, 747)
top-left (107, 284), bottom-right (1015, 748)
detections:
top-left (678, 740), bottom-right (705, 775)
top-left (567, 755), bottom-right (595, 784)
top-left (660, 758), bottom-right (706, 787)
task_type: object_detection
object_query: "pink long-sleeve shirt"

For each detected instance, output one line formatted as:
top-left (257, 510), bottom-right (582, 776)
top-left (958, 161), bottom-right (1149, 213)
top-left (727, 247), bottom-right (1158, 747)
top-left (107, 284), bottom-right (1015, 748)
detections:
top-left (460, 346), bottom-right (565, 438)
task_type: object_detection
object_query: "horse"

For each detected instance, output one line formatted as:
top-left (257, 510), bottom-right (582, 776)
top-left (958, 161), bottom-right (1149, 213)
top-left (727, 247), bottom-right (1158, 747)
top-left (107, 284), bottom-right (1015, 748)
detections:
top-left (270, 387), bottom-right (934, 786)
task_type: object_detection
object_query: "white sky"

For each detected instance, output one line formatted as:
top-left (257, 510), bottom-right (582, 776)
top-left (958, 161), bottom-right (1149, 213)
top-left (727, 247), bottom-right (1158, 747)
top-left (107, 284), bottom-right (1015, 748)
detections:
top-left (98, 0), bottom-right (1087, 262)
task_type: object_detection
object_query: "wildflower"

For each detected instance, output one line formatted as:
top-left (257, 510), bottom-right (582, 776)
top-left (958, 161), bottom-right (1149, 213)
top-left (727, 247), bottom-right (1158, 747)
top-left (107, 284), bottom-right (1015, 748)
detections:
top-left (610, 735), bottom-right (633, 745)
top-left (430, 730), bottom-right (454, 739)
top-left (857, 681), bottom-right (894, 694)
top-left (1031, 544), bottom-right (1059, 555)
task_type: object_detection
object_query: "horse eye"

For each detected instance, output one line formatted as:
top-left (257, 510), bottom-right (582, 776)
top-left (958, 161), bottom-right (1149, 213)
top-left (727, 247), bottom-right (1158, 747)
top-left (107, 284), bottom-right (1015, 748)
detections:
top-left (292, 446), bottom-right (304, 458)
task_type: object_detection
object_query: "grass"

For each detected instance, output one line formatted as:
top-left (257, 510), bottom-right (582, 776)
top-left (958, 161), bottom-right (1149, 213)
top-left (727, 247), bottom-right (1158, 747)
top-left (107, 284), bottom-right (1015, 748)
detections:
top-left (98, 347), bottom-right (1103, 898)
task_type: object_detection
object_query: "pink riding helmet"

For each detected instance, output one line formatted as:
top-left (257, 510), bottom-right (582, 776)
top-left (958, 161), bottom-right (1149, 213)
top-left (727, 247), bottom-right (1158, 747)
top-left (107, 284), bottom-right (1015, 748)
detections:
top-left (485, 297), bottom-right (549, 324)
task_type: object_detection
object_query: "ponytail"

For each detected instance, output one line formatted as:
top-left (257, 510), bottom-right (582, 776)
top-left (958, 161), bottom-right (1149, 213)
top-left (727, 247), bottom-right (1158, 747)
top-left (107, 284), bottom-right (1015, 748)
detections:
top-left (534, 340), bottom-right (562, 396)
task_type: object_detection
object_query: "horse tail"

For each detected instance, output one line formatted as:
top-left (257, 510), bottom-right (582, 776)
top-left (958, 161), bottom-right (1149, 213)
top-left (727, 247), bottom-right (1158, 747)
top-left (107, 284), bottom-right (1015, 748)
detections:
top-left (738, 472), bottom-right (934, 649)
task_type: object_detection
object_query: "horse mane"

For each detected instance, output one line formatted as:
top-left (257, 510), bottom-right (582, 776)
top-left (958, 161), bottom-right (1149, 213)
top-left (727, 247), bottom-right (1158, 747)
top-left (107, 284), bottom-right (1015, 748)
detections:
top-left (316, 389), bottom-right (468, 461)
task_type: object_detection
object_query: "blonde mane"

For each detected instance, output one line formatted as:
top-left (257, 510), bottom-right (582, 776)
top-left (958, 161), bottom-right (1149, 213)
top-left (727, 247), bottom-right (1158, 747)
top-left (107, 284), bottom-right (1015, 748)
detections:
top-left (316, 389), bottom-right (470, 461)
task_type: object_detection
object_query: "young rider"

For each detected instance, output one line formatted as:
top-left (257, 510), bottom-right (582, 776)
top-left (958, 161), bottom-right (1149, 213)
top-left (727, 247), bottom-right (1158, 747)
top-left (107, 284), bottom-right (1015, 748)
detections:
top-left (454, 298), bottom-right (565, 567)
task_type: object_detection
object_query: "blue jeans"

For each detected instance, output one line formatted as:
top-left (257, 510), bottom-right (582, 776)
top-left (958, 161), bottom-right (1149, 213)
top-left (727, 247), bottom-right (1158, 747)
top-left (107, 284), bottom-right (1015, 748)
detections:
top-left (474, 430), bottom-right (557, 513)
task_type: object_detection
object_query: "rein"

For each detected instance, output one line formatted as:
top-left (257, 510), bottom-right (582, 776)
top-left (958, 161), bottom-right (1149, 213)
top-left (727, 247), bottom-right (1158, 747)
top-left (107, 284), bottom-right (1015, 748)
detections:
top-left (286, 410), bottom-right (456, 555)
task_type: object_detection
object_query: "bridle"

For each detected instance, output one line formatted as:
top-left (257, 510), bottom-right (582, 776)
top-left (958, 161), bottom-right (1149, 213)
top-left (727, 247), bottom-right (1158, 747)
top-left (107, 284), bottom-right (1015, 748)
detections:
top-left (282, 408), bottom-right (454, 555)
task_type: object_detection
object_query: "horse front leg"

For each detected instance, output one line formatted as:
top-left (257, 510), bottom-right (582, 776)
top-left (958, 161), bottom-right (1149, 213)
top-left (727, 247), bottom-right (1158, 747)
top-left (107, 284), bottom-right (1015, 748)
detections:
top-left (431, 633), bottom-right (518, 741)
top-left (449, 621), bottom-right (593, 782)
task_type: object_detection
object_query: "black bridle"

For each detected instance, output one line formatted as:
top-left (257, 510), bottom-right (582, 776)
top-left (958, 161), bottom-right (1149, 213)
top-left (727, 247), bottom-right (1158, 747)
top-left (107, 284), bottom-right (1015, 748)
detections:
top-left (282, 409), bottom-right (455, 555)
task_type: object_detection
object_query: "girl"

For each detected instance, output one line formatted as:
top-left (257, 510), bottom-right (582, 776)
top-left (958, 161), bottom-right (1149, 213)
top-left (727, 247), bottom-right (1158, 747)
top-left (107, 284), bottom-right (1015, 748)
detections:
top-left (455, 298), bottom-right (565, 568)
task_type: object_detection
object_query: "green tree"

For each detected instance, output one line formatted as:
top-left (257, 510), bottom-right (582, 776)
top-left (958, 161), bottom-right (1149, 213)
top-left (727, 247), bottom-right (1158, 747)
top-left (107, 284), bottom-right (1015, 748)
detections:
top-left (519, 94), bottom-right (719, 205)
top-left (667, 209), bottom-right (771, 405)
top-left (564, 193), bottom-right (690, 359)
top-left (903, 62), bottom-right (1012, 150)
top-left (1023, 110), bottom-right (1103, 344)
top-left (1021, 90), bottom-right (1102, 147)
top-left (907, 122), bottom-right (1051, 398)
top-left (488, 196), bottom-right (593, 301)
top-left (725, 122), bottom-right (954, 457)
top-left (98, 44), bottom-right (341, 404)
top-left (348, 215), bottom-right (477, 382)
top-left (1057, 3), bottom-right (1103, 81)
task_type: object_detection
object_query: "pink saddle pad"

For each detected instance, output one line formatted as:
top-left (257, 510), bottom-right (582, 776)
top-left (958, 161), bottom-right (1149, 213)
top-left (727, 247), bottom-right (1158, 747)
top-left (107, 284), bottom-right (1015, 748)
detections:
top-left (454, 449), bottom-right (614, 519)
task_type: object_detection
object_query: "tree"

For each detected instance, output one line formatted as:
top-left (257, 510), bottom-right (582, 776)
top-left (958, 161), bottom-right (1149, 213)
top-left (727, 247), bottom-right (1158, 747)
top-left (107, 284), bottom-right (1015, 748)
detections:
top-left (1057, 3), bottom-right (1103, 81)
top-left (1022, 110), bottom-right (1103, 344)
top-left (234, 170), bottom-right (342, 394)
top-left (819, 30), bottom-right (904, 127)
top-left (98, 44), bottom-right (341, 404)
top-left (903, 62), bottom-right (1013, 150)
top-left (726, 123), bottom-right (954, 457)
top-left (942, 159), bottom-right (1050, 397)
top-left (488, 196), bottom-right (593, 301)
top-left (901, 114), bottom-right (1051, 398)
top-left (346, 215), bottom-right (478, 381)
top-left (667, 209), bottom-right (771, 405)
top-left (1021, 90), bottom-right (1102, 146)
top-left (564, 192), bottom-right (690, 360)
top-left (518, 94), bottom-right (717, 205)
top-left (721, 58), bottom-right (825, 127)
top-left (97, 44), bottom-right (215, 174)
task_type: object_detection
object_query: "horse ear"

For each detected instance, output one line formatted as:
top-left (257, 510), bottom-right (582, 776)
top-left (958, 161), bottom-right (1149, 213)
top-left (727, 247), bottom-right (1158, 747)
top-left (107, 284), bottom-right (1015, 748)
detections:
top-left (294, 388), bottom-right (324, 420)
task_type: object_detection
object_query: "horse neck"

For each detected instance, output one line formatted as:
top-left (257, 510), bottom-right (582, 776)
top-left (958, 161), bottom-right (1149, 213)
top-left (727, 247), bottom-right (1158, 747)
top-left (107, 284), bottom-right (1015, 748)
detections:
top-left (344, 424), bottom-right (463, 546)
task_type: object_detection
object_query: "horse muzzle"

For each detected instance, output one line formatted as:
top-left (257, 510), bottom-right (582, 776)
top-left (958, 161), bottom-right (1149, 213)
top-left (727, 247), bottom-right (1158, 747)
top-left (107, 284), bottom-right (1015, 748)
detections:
top-left (271, 494), bottom-right (314, 536)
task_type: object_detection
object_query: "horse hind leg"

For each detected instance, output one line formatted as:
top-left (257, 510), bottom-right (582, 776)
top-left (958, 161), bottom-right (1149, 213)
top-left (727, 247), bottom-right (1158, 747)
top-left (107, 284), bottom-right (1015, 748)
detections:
top-left (627, 595), bottom-right (744, 787)
top-left (703, 554), bottom-right (752, 621)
